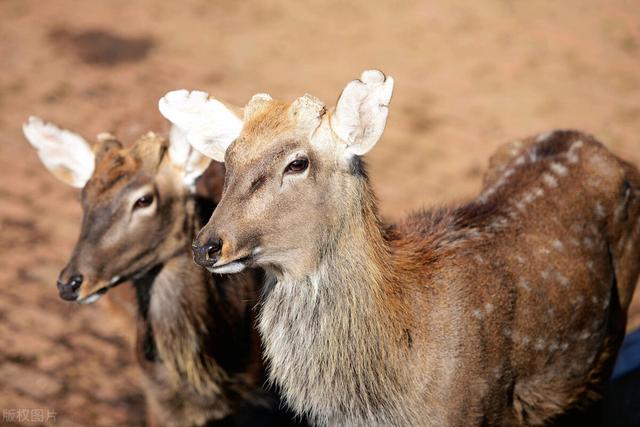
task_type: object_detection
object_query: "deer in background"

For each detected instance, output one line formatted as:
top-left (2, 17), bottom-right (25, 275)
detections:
top-left (23, 117), bottom-right (302, 427)
top-left (160, 70), bottom-right (640, 426)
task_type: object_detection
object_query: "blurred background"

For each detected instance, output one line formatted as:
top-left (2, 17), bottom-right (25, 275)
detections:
top-left (1, 0), bottom-right (639, 425)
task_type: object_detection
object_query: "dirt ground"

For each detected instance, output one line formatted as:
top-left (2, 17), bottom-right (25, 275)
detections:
top-left (1, 0), bottom-right (639, 425)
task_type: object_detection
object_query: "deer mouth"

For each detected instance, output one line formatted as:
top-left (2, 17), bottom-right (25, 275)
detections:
top-left (77, 286), bottom-right (110, 304)
top-left (75, 275), bottom-right (127, 304)
top-left (208, 254), bottom-right (253, 275)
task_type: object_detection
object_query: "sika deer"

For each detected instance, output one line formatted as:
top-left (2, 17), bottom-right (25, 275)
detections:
top-left (23, 117), bottom-right (301, 427)
top-left (159, 71), bottom-right (640, 426)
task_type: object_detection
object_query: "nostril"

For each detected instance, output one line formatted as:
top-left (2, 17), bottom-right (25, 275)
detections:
top-left (206, 239), bottom-right (223, 260)
top-left (69, 274), bottom-right (83, 290)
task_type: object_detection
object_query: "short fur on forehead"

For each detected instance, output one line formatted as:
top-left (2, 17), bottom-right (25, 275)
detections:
top-left (84, 132), bottom-right (167, 197)
top-left (84, 141), bottom-right (138, 199)
top-left (95, 132), bottom-right (124, 164)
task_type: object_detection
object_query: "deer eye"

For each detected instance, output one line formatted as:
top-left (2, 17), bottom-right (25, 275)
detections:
top-left (284, 158), bottom-right (309, 174)
top-left (133, 194), bottom-right (154, 210)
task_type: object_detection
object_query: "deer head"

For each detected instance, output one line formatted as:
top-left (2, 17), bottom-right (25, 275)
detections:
top-left (159, 70), bottom-right (393, 278)
top-left (22, 116), bottom-right (231, 303)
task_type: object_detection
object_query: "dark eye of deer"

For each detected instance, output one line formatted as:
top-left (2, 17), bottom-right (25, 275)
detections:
top-left (133, 194), bottom-right (154, 210)
top-left (285, 158), bottom-right (309, 174)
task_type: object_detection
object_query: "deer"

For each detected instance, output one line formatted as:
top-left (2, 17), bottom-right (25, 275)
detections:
top-left (158, 70), bottom-right (640, 426)
top-left (22, 117), bottom-right (303, 427)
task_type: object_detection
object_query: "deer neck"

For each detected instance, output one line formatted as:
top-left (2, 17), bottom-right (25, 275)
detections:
top-left (134, 195), bottom-right (257, 397)
top-left (259, 174), bottom-right (413, 424)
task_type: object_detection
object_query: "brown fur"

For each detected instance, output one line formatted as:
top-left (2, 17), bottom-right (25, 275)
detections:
top-left (195, 95), bottom-right (640, 426)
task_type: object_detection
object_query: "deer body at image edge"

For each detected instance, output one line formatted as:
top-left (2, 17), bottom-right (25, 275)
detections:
top-left (160, 72), bottom-right (640, 426)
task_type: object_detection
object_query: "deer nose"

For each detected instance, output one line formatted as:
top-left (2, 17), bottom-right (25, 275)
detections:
top-left (192, 238), bottom-right (223, 268)
top-left (57, 274), bottom-right (83, 301)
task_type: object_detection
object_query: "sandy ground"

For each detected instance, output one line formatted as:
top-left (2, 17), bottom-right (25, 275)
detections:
top-left (1, 0), bottom-right (639, 425)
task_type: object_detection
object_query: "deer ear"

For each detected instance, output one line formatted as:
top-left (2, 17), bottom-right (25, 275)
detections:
top-left (330, 70), bottom-right (394, 157)
top-left (22, 116), bottom-right (95, 188)
top-left (159, 90), bottom-right (243, 163)
top-left (167, 125), bottom-right (212, 188)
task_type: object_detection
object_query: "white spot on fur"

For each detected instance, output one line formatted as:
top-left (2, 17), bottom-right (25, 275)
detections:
top-left (542, 173), bottom-right (558, 188)
top-left (550, 162), bottom-right (568, 177)
top-left (492, 366), bottom-right (502, 379)
top-left (523, 191), bottom-right (536, 205)
top-left (489, 216), bottom-right (508, 230)
top-left (573, 295), bottom-right (584, 307)
top-left (536, 131), bottom-right (554, 142)
top-left (567, 140), bottom-right (583, 164)
top-left (595, 202), bottom-right (606, 219)
top-left (534, 338), bottom-right (546, 351)
top-left (551, 239), bottom-right (564, 251)
top-left (515, 255), bottom-right (526, 265)
top-left (467, 229), bottom-right (482, 239)
top-left (555, 272), bottom-right (569, 287)
top-left (485, 303), bottom-right (494, 314)
top-left (472, 309), bottom-right (483, 320)
top-left (518, 278), bottom-right (531, 291)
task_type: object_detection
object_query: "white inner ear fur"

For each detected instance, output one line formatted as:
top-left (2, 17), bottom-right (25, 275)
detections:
top-left (167, 125), bottom-right (211, 189)
top-left (159, 90), bottom-right (243, 163)
top-left (22, 116), bottom-right (95, 188)
top-left (330, 70), bottom-right (394, 157)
